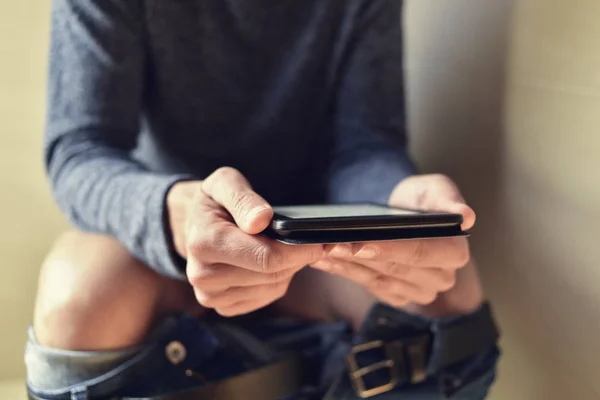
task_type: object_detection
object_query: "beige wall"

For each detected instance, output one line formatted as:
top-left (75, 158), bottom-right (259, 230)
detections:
top-left (0, 0), bottom-right (65, 382)
top-left (406, 0), bottom-right (600, 399)
top-left (1, 0), bottom-right (599, 399)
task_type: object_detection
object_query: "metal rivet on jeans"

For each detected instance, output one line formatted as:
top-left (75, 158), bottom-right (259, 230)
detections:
top-left (166, 341), bottom-right (187, 365)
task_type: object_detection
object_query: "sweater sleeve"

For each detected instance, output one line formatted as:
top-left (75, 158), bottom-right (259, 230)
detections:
top-left (45, 0), bottom-right (188, 279)
top-left (326, 0), bottom-right (416, 205)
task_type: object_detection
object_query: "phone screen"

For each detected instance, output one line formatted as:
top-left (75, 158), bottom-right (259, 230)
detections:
top-left (273, 204), bottom-right (421, 219)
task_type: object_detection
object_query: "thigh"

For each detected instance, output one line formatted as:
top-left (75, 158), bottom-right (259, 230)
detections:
top-left (34, 230), bottom-right (201, 350)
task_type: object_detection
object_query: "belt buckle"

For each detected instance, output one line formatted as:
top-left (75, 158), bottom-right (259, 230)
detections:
top-left (347, 334), bottom-right (431, 398)
top-left (346, 340), bottom-right (399, 398)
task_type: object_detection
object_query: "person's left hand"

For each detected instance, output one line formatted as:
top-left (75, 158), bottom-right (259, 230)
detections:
top-left (311, 174), bottom-right (476, 308)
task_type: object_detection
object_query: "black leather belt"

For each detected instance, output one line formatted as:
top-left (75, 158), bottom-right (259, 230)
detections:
top-left (28, 357), bottom-right (304, 400)
top-left (124, 356), bottom-right (304, 400)
top-left (343, 302), bottom-right (500, 398)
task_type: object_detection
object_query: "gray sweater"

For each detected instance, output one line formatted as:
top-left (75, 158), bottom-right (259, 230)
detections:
top-left (45, 0), bottom-right (415, 279)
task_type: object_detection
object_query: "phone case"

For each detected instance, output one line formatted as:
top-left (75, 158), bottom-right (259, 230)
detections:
top-left (263, 226), bottom-right (469, 245)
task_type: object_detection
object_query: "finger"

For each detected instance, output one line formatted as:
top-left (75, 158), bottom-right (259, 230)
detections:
top-left (374, 292), bottom-right (411, 309)
top-left (215, 294), bottom-right (286, 317)
top-left (320, 253), bottom-right (456, 292)
top-left (370, 274), bottom-right (439, 305)
top-left (314, 258), bottom-right (437, 304)
top-left (187, 263), bottom-right (300, 291)
top-left (328, 238), bottom-right (470, 269)
top-left (202, 167), bottom-right (273, 234)
top-left (313, 259), bottom-right (423, 306)
top-left (195, 281), bottom-right (289, 312)
top-left (401, 267), bottom-right (457, 292)
top-left (186, 223), bottom-right (325, 272)
top-left (312, 258), bottom-right (382, 288)
top-left (440, 201), bottom-right (476, 231)
top-left (390, 174), bottom-right (476, 230)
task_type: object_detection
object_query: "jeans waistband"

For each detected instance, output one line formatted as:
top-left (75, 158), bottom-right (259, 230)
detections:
top-left (26, 314), bottom-right (351, 400)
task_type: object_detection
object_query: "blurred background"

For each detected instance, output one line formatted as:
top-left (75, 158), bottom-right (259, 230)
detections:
top-left (1, 0), bottom-right (598, 398)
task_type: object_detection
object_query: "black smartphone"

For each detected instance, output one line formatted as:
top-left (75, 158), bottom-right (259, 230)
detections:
top-left (264, 203), bottom-right (468, 244)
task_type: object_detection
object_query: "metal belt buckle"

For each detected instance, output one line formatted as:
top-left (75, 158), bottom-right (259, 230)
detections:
top-left (346, 340), bottom-right (399, 398)
top-left (347, 334), bottom-right (431, 398)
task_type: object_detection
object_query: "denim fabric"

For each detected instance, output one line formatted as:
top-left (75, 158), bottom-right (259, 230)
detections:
top-left (26, 307), bottom-right (499, 400)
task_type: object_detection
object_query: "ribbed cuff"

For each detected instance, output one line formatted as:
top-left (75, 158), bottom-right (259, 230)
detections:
top-left (142, 174), bottom-right (194, 280)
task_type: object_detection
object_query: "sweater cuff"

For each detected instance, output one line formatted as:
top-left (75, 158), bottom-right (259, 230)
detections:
top-left (327, 149), bottom-right (417, 205)
top-left (144, 174), bottom-right (194, 280)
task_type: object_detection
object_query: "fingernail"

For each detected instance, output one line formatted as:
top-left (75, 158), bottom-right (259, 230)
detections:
top-left (331, 244), bottom-right (352, 257)
top-left (250, 205), bottom-right (271, 219)
top-left (356, 246), bottom-right (378, 259)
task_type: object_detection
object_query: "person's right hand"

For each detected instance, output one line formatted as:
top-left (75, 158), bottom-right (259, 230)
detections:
top-left (166, 167), bottom-right (325, 317)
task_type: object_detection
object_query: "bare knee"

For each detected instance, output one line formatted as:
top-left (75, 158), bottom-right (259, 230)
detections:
top-left (34, 231), bottom-right (163, 351)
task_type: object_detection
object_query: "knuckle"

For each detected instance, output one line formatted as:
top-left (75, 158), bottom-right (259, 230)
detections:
top-left (452, 240), bottom-right (471, 267)
top-left (419, 291), bottom-right (438, 305)
top-left (204, 167), bottom-right (237, 193)
top-left (187, 262), bottom-right (209, 287)
top-left (187, 271), bottom-right (205, 289)
top-left (215, 307), bottom-right (239, 317)
top-left (186, 236), bottom-right (207, 259)
top-left (254, 245), bottom-right (271, 271)
top-left (194, 290), bottom-right (215, 308)
top-left (439, 271), bottom-right (457, 291)
top-left (389, 297), bottom-right (409, 308)
top-left (432, 174), bottom-right (463, 201)
top-left (188, 272), bottom-right (222, 292)
top-left (213, 166), bottom-right (240, 181)
top-left (431, 173), bottom-right (452, 185)
top-left (231, 190), bottom-right (255, 214)
top-left (187, 224), bottom-right (227, 258)
top-left (199, 297), bottom-right (217, 308)
top-left (254, 245), bottom-right (281, 272)
top-left (186, 228), bottom-right (211, 257)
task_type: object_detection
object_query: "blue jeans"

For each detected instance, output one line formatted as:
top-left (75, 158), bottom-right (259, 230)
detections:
top-left (26, 306), bottom-right (499, 400)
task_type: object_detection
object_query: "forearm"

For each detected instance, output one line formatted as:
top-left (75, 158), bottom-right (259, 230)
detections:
top-left (47, 132), bottom-right (191, 279)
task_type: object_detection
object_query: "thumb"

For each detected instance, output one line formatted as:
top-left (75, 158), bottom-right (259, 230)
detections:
top-left (390, 174), bottom-right (476, 231)
top-left (202, 167), bottom-right (273, 234)
top-left (438, 200), bottom-right (476, 231)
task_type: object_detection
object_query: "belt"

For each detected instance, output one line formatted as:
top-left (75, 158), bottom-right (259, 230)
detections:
top-left (28, 356), bottom-right (304, 400)
top-left (343, 302), bottom-right (500, 398)
top-left (124, 356), bottom-right (304, 400)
